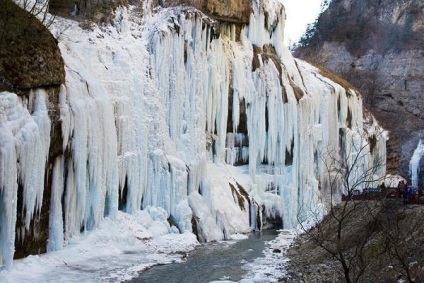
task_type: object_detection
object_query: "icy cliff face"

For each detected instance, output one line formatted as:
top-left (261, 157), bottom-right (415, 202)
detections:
top-left (0, 0), bottom-right (386, 269)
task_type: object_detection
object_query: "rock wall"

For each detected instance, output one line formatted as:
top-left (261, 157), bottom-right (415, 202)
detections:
top-left (162, 0), bottom-right (252, 23)
top-left (295, 0), bottom-right (424, 180)
top-left (49, 0), bottom-right (252, 24)
top-left (0, 0), bottom-right (65, 93)
top-left (0, 0), bottom-right (65, 263)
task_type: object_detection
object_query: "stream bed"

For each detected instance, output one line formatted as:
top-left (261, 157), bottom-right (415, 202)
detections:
top-left (131, 230), bottom-right (280, 283)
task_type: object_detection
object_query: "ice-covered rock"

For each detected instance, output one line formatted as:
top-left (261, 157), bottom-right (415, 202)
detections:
top-left (0, 0), bottom-right (387, 269)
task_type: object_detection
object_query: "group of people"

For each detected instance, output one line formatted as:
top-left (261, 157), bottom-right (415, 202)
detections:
top-left (397, 180), bottom-right (422, 198)
top-left (392, 180), bottom-right (423, 203)
top-left (377, 180), bottom-right (423, 203)
top-left (347, 181), bottom-right (423, 203)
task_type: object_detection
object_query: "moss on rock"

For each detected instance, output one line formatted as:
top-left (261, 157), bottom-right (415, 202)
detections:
top-left (0, 0), bottom-right (65, 94)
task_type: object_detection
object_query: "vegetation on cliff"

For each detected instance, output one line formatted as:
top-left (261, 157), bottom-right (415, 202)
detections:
top-left (296, 0), bottom-right (424, 56)
top-left (288, 201), bottom-right (424, 283)
top-left (0, 0), bottom-right (65, 94)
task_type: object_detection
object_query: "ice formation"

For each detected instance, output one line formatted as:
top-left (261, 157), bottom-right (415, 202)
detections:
top-left (0, 91), bottom-right (50, 269)
top-left (0, 0), bottom-right (387, 268)
top-left (410, 140), bottom-right (424, 187)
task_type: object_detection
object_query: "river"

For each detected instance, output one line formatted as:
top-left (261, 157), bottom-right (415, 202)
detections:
top-left (130, 230), bottom-right (279, 283)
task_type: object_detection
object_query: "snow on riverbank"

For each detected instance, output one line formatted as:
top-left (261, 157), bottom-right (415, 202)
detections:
top-left (0, 209), bottom-right (198, 282)
top-left (0, 224), bottom-right (296, 283)
top-left (240, 230), bottom-right (297, 282)
top-left (211, 229), bottom-right (297, 283)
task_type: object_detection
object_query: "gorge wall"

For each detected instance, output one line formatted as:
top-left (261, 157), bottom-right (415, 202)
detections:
top-left (295, 0), bottom-right (424, 184)
top-left (0, 0), bottom-right (386, 269)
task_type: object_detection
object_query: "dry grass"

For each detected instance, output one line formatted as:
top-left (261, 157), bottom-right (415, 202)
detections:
top-left (318, 66), bottom-right (357, 91)
top-left (287, 202), bottom-right (424, 282)
top-left (308, 61), bottom-right (358, 92)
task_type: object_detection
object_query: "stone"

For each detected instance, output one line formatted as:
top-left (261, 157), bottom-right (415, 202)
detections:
top-left (0, 0), bottom-right (65, 94)
top-left (162, 0), bottom-right (252, 23)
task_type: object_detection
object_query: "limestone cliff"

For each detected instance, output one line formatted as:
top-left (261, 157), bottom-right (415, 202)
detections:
top-left (295, 0), bottom-right (424, 182)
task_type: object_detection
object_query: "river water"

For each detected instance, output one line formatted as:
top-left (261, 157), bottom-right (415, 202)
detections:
top-left (131, 230), bottom-right (279, 283)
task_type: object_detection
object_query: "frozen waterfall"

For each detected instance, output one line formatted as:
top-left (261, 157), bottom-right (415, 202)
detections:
top-left (0, 0), bottom-right (387, 269)
top-left (410, 140), bottom-right (424, 187)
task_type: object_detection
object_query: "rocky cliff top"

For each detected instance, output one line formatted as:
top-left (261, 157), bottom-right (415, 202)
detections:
top-left (299, 0), bottom-right (424, 56)
top-left (295, 0), bottom-right (424, 181)
top-left (49, 0), bottom-right (252, 24)
top-left (0, 0), bottom-right (65, 94)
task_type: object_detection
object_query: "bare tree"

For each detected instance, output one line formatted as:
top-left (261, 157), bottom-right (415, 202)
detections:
top-left (0, 0), bottom-right (56, 44)
top-left (298, 131), bottom-right (387, 283)
top-left (16, 0), bottom-right (56, 28)
top-left (379, 202), bottom-right (424, 283)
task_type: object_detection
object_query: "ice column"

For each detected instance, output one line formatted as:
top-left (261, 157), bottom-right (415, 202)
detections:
top-left (410, 140), bottom-right (424, 187)
top-left (0, 90), bottom-right (50, 269)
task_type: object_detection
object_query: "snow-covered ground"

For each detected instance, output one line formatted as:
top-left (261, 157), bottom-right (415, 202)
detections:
top-left (0, 208), bottom-right (198, 282)
top-left (0, 225), bottom-right (296, 283)
top-left (208, 229), bottom-right (297, 283)
top-left (239, 230), bottom-right (297, 282)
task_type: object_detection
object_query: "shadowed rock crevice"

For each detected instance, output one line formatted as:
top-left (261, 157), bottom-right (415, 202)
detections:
top-left (252, 44), bottom-right (289, 103)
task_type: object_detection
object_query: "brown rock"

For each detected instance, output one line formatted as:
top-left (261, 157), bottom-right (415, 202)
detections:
top-left (163, 0), bottom-right (252, 23)
top-left (0, 0), bottom-right (65, 94)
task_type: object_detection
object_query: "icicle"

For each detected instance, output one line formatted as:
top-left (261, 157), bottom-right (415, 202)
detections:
top-left (410, 140), bottom-right (424, 187)
top-left (0, 0), bottom-right (388, 266)
top-left (47, 157), bottom-right (64, 252)
top-left (0, 90), bottom-right (50, 269)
